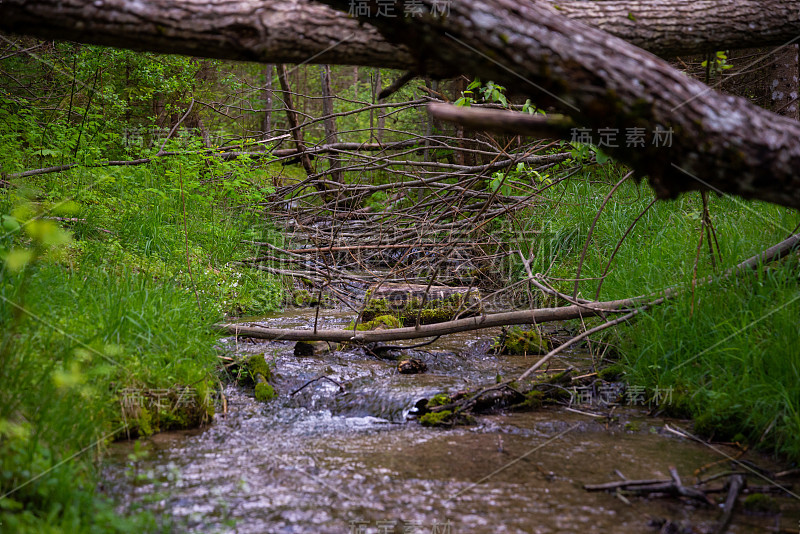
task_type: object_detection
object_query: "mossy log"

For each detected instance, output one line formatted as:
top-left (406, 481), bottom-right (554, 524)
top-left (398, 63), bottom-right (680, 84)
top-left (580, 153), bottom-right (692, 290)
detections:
top-left (361, 283), bottom-right (482, 326)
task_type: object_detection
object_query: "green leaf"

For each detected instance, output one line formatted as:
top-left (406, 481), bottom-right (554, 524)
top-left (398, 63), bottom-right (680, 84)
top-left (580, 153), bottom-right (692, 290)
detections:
top-left (1, 214), bottom-right (20, 233)
top-left (3, 248), bottom-right (35, 272)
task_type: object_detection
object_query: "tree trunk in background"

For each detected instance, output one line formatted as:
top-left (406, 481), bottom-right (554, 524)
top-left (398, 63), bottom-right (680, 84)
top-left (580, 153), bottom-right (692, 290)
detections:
top-left (300, 65), bottom-right (307, 118)
top-left (369, 71), bottom-right (375, 143)
top-left (262, 64), bottom-right (273, 135)
top-left (320, 65), bottom-right (343, 183)
top-left (353, 67), bottom-right (359, 99)
top-left (276, 64), bottom-right (315, 178)
top-left (185, 58), bottom-right (212, 146)
top-left (375, 70), bottom-right (385, 144)
top-left (770, 45), bottom-right (799, 120)
top-left (423, 80), bottom-right (432, 163)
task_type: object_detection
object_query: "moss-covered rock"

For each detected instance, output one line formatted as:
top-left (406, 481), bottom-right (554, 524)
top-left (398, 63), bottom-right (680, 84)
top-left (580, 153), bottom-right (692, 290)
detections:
top-left (597, 364), bottom-right (625, 381)
top-left (624, 421), bottom-right (642, 432)
top-left (426, 393), bottom-right (450, 408)
top-left (234, 354), bottom-right (278, 403)
top-left (117, 382), bottom-right (215, 438)
top-left (493, 326), bottom-right (550, 355)
top-left (693, 410), bottom-right (747, 443)
top-left (291, 289), bottom-right (312, 307)
top-left (360, 283), bottom-right (482, 326)
top-left (419, 410), bottom-right (454, 427)
top-left (254, 382), bottom-right (277, 402)
top-left (247, 354), bottom-right (273, 381)
top-left (511, 390), bottom-right (544, 410)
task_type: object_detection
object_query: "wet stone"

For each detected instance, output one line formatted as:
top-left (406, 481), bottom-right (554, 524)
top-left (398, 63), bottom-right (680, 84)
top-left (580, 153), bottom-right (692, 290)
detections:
top-left (294, 340), bottom-right (340, 357)
top-left (397, 358), bottom-right (428, 374)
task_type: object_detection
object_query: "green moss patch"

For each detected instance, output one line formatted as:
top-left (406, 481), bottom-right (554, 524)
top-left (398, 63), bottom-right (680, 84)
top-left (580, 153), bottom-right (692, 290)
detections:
top-left (743, 493), bottom-right (779, 515)
top-left (419, 410), bottom-right (454, 427)
top-left (247, 354), bottom-right (273, 380)
top-left (348, 314), bottom-right (402, 331)
top-left (493, 326), bottom-right (550, 355)
top-left (511, 390), bottom-right (544, 410)
top-left (117, 382), bottom-right (215, 438)
top-left (426, 393), bottom-right (451, 408)
top-left (597, 364), bottom-right (625, 381)
top-left (361, 286), bottom-right (482, 326)
top-left (255, 383), bottom-right (277, 402)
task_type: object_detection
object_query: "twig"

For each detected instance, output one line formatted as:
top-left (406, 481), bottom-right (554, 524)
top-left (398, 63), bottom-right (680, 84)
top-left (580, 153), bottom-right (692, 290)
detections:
top-left (290, 376), bottom-right (344, 396)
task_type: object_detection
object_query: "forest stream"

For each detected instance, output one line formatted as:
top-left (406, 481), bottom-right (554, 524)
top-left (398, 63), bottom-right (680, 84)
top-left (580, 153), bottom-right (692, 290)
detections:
top-left (100, 310), bottom-right (800, 533)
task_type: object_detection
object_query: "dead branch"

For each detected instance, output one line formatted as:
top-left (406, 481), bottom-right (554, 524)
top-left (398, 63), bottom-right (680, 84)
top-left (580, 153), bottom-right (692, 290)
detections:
top-left (715, 474), bottom-right (745, 534)
top-left (214, 297), bottom-right (644, 342)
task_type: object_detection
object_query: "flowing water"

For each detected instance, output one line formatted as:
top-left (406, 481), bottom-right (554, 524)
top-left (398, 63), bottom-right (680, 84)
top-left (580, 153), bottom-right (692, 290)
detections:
top-left (101, 310), bottom-right (800, 533)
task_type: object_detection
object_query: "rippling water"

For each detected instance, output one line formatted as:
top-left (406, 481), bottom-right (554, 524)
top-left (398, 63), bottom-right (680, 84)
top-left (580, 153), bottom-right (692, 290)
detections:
top-left (101, 310), bottom-right (800, 533)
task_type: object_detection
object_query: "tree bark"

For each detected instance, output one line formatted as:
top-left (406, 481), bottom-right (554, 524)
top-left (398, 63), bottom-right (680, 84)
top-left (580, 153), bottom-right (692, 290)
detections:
top-left (375, 70), bottom-right (385, 143)
top-left (2, 0), bottom-right (799, 72)
top-left (261, 64), bottom-right (274, 135)
top-left (275, 63), bottom-right (315, 177)
top-left (214, 298), bottom-right (642, 342)
top-left (770, 45), bottom-right (799, 120)
top-left (551, 0), bottom-right (800, 58)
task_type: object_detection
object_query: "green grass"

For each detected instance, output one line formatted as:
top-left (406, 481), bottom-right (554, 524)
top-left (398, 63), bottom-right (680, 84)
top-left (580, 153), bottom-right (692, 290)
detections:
top-left (501, 165), bottom-right (800, 460)
top-left (1, 44), bottom-right (798, 531)
top-left (621, 261), bottom-right (800, 459)
top-left (0, 150), bottom-right (284, 530)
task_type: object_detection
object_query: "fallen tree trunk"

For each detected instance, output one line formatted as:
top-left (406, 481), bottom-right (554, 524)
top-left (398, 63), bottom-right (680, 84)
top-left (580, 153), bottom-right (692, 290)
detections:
top-left (214, 297), bottom-right (644, 342)
top-left (5, 1), bottom-right (800, 208)
top-left (551, 0), bottom-right (800, 57)
top-left (318, 0), bottom-right (800, 210)
top-left (1, 0), bottom-right (798, 70)
top-left (215, 232), bottom-right (800, 342)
